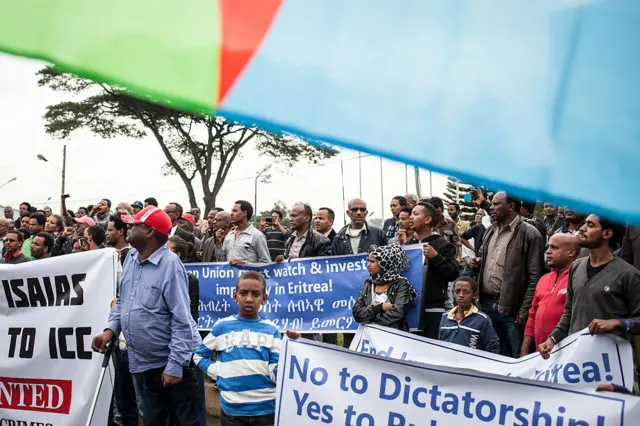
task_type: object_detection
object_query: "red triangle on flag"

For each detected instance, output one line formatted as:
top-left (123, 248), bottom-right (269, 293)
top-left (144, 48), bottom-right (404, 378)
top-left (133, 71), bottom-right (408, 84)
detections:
top-left (218, 0), bottom-right (283, 104)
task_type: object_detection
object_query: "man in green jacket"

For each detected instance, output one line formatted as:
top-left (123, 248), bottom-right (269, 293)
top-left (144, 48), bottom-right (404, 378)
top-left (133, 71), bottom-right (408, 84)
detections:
top-left (21, 212), bottom-right (45, 260)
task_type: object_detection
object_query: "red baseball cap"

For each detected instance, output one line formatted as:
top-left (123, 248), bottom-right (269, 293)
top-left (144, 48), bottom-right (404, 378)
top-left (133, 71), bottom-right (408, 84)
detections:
top-left (121, 206), bottom-right (172, 236)
top-left (73, 216), bottom-right (96, 226)
top-left (182, 213), bottom-right (195, 225)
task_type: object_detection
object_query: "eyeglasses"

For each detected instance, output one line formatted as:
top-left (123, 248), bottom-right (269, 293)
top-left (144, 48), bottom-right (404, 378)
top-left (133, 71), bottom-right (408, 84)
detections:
top-left (350, 207), bottom-right (367, 213)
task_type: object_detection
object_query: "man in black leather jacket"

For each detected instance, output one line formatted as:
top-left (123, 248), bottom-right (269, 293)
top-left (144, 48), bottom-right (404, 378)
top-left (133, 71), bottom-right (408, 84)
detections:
top-left (282, 203), bottom-right (331, 260)
top-left (332, 198), bottom-right (387, 256)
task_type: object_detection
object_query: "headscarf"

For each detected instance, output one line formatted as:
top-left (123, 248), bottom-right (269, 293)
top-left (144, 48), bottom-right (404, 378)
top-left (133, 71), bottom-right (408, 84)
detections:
top-left (368, 244), bottom-right (410, 285)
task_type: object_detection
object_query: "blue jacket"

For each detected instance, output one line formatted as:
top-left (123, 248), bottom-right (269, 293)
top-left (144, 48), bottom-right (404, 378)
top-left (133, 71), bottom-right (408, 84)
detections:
top-left (438, 306), bottom-right (500, 353)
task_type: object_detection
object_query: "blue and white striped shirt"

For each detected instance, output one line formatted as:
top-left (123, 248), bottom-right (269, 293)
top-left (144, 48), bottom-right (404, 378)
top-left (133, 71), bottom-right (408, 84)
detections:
top-left (194, 315), bottom-right (281, 417)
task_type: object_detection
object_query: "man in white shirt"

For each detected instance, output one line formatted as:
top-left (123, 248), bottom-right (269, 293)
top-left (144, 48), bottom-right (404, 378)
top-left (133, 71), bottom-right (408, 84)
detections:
top-left (217, 200), bottom-right (270, 265)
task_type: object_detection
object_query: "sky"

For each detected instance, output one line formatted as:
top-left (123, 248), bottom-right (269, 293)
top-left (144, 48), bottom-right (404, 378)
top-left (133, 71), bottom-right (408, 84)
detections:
top-left (0, 53), bottom-right (448, 227)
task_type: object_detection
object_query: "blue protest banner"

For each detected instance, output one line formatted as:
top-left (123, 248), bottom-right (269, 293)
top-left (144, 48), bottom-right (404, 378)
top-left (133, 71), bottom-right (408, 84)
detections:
top-left (185, 245), bottom-right (423, 333)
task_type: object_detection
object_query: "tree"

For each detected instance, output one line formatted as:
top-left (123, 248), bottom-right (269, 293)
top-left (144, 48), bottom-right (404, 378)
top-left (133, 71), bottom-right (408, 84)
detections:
top-left (442, 177), bottom-right (476, 222)
top-left (257, 200), bottom-right (291, 227)
top-left (37, 67), bottom-right (337, 213)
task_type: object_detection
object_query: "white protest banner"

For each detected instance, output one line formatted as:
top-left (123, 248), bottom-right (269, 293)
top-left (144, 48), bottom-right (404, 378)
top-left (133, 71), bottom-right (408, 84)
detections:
top-left (0, 249), bottom-right (116, 426)
top-left (276, 338), bottom-right (640, 426)
top-left (351, 324), bottom-right (635, 389)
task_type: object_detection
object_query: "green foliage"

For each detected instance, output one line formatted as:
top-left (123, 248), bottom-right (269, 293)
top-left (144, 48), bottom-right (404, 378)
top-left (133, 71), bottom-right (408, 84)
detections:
top-left (442, 177), bottom-right (477, 223)
top-left (257, 200), bottom-right (291, 226)
top-left (37, 67), bottom-right (338, 213)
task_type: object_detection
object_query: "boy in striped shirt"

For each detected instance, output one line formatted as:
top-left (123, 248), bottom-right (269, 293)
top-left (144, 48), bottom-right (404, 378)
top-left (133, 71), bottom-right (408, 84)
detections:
top-left (194, 271), bottom-right (280, 426)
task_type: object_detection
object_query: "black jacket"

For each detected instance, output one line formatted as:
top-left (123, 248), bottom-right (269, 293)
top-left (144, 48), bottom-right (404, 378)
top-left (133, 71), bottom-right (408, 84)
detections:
top-left (410, 233), bottom-right (459, 315)
top-left (174, 226), bottom-right (196, 246)
top-left (352, 277), bottom-right (412, 331)
top-left (524, 216), bottom-right (547, 242)
top-left (332, 222), bottom-right (387, 255)
top-left (188, 273), bottom-right (199, 324)
top-left (621, 225), bottom-right (640, 270)
top-left (284, 229), bottom-right (331, 259)
top-left (477, 217), bottom-right (544, 318)
top-left (325, 229), bottom-right (337, 243)
top-left (0, 252), bottom-right (30, 264)
top-left (52, 235), bottom-right (73, 256)
top-left (461, 223), bottom-right (486, 256)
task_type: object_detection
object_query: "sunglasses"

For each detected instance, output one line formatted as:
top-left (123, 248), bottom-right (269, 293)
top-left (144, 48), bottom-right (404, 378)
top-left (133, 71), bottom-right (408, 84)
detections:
top-left (350, 207), bottom-right (367, 213)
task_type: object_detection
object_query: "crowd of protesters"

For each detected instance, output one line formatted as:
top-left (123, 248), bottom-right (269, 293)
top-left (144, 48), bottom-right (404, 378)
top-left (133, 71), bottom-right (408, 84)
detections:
top-left (2, 187), bottom-right (639, 426)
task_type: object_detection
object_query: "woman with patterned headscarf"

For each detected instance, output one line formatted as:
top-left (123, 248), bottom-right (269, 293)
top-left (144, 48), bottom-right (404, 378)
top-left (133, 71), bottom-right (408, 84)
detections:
top-left (352, 244), bottom-right (416, 331)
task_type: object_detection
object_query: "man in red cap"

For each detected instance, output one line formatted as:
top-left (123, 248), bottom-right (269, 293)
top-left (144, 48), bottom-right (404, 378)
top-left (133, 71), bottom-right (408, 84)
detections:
top-left (92, 206), bottom-right (202, 426)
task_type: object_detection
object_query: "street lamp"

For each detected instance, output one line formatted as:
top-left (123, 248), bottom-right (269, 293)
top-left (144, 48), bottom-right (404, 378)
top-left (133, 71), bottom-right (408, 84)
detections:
top-left (254, 164), bottom-right (272, 215)
top-left (0, 177), bottom-right (17, 191)
top-left (37, 145), bottom-right (67, 199)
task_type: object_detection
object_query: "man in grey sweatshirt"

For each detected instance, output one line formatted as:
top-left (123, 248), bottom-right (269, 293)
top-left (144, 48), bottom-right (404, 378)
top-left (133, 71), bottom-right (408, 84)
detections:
top-left (538, 214), bottom-right (640, 358)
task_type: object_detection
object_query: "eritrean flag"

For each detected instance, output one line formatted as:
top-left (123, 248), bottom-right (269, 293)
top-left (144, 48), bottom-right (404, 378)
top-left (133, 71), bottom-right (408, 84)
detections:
top-left (1, 1), bottom-right (639, 223)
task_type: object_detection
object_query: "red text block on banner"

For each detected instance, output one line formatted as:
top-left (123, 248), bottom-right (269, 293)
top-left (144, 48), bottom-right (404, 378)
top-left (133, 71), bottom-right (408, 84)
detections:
top-left (0, 377), bottom-right (72, 414)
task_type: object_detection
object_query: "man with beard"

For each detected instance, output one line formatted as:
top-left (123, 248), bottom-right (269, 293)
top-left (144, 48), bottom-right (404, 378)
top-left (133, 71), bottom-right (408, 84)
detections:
top-left (15, 202), bottom-right (31, 230)
top-left (554, 208), bottom-right (589, 258)
top-left (475, 192), bottom-right (544, 358)
top-left (281, 203), bottom-right (331, 260)
top-left (30, 232), bottom-right (54, 260)
top-left (107, 215), bottom-right (130, 264)
top-left (539, 215), bottom-right (640, 363)
top-left (89, 198), bottom-right (112, 229)
top-left (542, 202), bottom-right (558, 236)
top-left (554, 208), bottom-right (585, 236)
top-left (218, 200), bottom-right (270, 265)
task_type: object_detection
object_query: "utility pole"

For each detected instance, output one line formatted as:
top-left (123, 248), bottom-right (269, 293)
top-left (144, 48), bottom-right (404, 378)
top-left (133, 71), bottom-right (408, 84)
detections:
top-left (429, 170), bottom-right (433, 197)
top-left (405, 164), bottom-right (408, 194)
top-left (254, 165), bottom-right (271, 218)
top-left (358, 151), bottom-right (362, 197)
top-left (0, 177), bottom-right (17, 191)
top-left (380, 158), bottom-right (384, 221)
top-left (414, 167), bottom-right (422, 199)
top-left (61, 144), bottom-right (67, 197)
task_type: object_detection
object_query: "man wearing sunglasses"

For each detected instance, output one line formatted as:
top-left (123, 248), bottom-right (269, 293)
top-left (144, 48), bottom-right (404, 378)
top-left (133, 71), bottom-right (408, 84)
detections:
top-left (332, 198), bottom-right (387, 256)
top-left (0, 230), bottom-right (30, 264)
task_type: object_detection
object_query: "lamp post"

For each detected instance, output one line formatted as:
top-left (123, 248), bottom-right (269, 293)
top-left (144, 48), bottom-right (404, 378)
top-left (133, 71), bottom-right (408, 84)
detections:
top-left (0, 177), bottom-right (17, 191)
top-left (254, 164), bottom-right (272, 216)
top-left (37, 144), bottom-right (67, 198)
